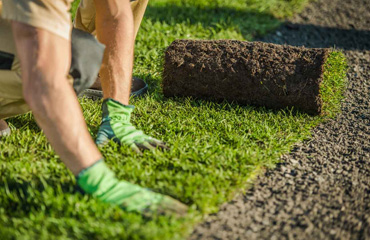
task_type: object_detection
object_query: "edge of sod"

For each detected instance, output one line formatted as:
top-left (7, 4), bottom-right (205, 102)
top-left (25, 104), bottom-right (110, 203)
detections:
top-left (183, 51), bottom-right (349, 238)
top-left (320, 51), bottom-right (348, 118)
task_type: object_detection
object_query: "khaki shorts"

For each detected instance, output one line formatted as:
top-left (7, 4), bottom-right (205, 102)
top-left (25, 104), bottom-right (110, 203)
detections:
top-left (2, 0), bottom-right (73, 40)
top-left (0, 0), bottom-right (149, 120)
top-left (75, 0), bottom-right (149, 38)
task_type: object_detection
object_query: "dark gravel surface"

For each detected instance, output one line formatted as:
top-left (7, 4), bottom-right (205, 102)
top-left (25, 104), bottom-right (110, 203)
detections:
top-left (190, 0), bottom-right (370, 239)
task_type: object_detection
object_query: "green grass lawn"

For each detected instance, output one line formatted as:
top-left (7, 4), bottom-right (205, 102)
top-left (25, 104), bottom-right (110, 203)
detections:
top-left (0, 0), bottom-right (346, 239)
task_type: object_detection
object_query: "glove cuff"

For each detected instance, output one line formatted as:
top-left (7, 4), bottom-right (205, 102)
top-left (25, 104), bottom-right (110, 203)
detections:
top-left (76, 159), bottom-right (113, 196)
top-left (75, 159), bottom-right (158, 209)
top-left (76, 159), bottom-right (125, 205)
top-left (75, 158), bottom-right (104, 179)
top-left (103, 98), bottom-right (135, 110)
top-left (101, 98), bottom-right (135, 121)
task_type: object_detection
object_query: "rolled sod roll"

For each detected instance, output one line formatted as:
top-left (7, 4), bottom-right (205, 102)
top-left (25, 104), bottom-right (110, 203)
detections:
top-left (163, 40), bottom-right (331, 115)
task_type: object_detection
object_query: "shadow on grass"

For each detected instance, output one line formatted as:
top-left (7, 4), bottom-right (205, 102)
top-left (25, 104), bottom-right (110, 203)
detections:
top-left (136, 4), bottom-right (282, 94)
top-left (146, 3), bottom-right (369, 50)
top-left (0, 178), bottom-right (79, 213)
top-left (5, 106), bottom-right (100, 135)
top-left (144, 4), bottom-right (281, 39)
top-left (6, 113), bottom-right (40, 133)
top-left (147, 94), bottom-right (312, 119)
top-left (260, 23), bottom-right (370, 50)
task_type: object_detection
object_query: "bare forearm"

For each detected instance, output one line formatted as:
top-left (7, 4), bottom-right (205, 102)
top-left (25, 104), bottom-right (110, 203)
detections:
top-left (12, 22), bottom-right (101, 175)
top-left (26, 77), bottom-right (101, 175)
top-left (95, 0), bottom-right (135, 104)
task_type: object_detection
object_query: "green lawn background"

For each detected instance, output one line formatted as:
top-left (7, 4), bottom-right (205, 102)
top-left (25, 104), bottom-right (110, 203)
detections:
top-left (0, 0), bottom-right (346, 239)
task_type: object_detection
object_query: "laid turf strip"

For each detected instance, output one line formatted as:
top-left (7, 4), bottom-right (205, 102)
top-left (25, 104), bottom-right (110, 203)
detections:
top-left (163, 40), bottom-right (331, 115)
top-left (0, 52), bottom-right (346, 239)
top-left (0, 0), bottom-right (348, 239)
top-left (191, 0), bottom-right (369, 238)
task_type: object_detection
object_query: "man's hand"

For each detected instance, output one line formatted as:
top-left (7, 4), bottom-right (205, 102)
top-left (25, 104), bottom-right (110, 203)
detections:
top-left (92, 1), bottom-right (164, 154)
top-left (96, 99), bottom-right (169, 154)
top-left (77, 160), bottom-right (188, 216)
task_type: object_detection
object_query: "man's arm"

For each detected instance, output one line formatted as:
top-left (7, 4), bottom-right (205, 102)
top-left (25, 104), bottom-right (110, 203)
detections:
top-left (92, 0), bottom-right (168, 152)
top-left (10, 19), bottom-right (187, 217)
top-left (94, 0), bottom-right (135, 105)
top-left (11, 21), bottom-right (101, 175)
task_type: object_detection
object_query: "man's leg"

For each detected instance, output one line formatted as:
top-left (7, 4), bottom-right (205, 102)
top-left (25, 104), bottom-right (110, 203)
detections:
top-left (76, 0), bottom-right (149, 97)
top-left (0, 16), bottom-right (104, 136)
top-left (74, 0), bottom-right (149, 42)
top-left (94, 0), bottom-right (135, 104)
top-left (0, 119), bottom-right (10, 136)
top-left (74, 0), bottom-right (167, 152)
top-left (1, 0), bottom-right (99, 172)
top-left (0, 97), bottom-right (29, 136)
top-left (0, 12), bottom-right (29, 136)
top-left (131, 0), bottom-right (149, 38)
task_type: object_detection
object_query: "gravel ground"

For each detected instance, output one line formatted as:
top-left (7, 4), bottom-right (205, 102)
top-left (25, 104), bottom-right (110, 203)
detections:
top-left (190, 0), bottom-right (370, 239)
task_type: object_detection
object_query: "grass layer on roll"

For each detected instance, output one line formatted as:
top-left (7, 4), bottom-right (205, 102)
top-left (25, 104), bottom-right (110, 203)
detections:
top-left (321, 51), bottom-right (348, 117)
top-left (0, 0), bottom-right (347, 239)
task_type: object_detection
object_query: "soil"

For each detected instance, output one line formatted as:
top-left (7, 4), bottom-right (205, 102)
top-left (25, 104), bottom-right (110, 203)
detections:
top-left (190, 0), bottom-right (370, 239)
top-left (163, 40), bottom-right (329, 115)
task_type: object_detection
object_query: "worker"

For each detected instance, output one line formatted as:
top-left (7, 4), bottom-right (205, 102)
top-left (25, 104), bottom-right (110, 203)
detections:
top-left (0, 0), bottom-right (187, 216)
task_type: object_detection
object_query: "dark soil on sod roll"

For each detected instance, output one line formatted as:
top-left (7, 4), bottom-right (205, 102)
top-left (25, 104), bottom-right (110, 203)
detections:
top-left (190, 0), bottom-right (370, 239)
top-left (163, 40), bottom-right (330, 115)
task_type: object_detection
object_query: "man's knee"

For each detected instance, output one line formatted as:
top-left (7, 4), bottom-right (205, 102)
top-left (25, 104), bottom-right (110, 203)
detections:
top-left (10, 22), bottom-right (71, 106)
top-left (12, 22), bottom-right (71, 77)
top-left (0, 98), bottom-right (30, 120)
top-left (131, 0), bottom-right (149, 37)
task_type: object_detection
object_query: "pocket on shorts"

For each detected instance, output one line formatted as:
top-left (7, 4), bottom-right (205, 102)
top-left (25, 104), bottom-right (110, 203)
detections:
top-left (0, 51), bottom-right (14, 70)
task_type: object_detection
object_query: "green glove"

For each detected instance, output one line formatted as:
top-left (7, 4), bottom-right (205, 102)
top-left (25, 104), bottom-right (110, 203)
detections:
top-left (96, 98), bottom-right (168, 153)
top-left (77, 160), bottom-right (188, 216)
